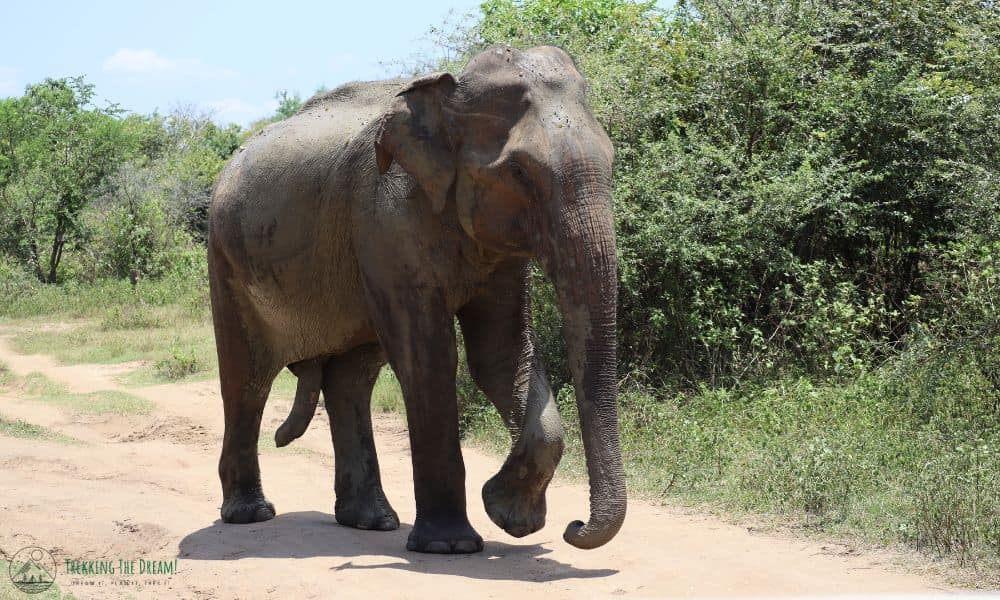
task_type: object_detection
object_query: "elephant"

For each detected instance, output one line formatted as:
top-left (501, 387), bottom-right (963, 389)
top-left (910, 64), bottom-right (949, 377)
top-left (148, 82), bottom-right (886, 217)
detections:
top-left (207, 45), bottom-right (626, 554)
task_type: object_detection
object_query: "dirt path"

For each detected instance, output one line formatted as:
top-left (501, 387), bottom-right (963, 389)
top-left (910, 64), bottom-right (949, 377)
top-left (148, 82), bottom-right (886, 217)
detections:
top-left (0, 335), bottom-right (949, 599)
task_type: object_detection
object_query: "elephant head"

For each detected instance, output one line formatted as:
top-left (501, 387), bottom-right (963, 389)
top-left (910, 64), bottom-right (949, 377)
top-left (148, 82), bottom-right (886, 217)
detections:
top-left (375, 45), bottom-right (625, 550)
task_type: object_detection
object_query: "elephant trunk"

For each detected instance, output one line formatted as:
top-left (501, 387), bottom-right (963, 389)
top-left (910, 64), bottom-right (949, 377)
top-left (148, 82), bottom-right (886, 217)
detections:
top-left (543, 193), bottom-right (626, 550)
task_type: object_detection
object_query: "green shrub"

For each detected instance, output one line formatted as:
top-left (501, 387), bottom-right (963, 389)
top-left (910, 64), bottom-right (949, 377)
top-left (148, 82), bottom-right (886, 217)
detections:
top-left (0, 255), bottom-right (38, 303)
top-left (910, 434), bottom-right (1000, 564)
top-left (0, 254), bottom-right (208, 320)
top-left (371, 369), bottom-right (404, 414)
top-left (155, 346), bottom-right (203, 380)
top-left (438, 0), bottom-right (1000, 388)
top-left (0, 414), bottom-right (81, 444)
top-left (100, 303), bottom-right (163, 330)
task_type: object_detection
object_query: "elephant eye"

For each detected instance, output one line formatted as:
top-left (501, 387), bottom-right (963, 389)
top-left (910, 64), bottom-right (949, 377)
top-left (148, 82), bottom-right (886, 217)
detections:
top-left (507, 160), bottom-right (531, 187)
top-left (503, 159), bottom-right (539, 207)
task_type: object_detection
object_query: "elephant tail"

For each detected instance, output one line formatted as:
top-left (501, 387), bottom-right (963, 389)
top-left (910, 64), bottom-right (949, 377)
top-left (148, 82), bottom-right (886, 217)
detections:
top-left (274, 358), bottom-right (325, 447)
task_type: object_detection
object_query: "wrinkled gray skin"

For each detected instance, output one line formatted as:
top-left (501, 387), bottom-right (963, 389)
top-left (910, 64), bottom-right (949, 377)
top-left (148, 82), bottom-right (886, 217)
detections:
top-left (208, 45), bottom-right (625, 553)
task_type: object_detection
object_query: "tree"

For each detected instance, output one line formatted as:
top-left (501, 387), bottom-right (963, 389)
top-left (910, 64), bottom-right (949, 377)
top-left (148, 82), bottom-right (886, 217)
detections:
top-left (273, 90), bottom-right (303, 120)
top-left (0, 95), bottom-right (34, 265)
top-left (155, 106), bottom-right (243, 240)
top-left (6, 77), bottom-right (136, 282)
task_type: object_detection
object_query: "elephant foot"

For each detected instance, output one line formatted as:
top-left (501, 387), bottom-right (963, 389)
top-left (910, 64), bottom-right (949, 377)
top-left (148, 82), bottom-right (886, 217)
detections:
top-left (482, 469), bottom-right (548, 538)
top-left (406, 517), bottom-right (483, 554)
top-left (335, 492), bottom-right (400, 531)
top-left (221, 490), bottom-right (276, 524)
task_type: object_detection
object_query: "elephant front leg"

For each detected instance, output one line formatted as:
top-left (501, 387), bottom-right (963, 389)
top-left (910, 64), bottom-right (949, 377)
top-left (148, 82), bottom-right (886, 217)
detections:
top-left (365, 286), bottom-right (482, 554)
top-left (321, 344), bottom-right (399, 531)
top-left (458, 262), bottom-right (565, 538)
top-left (479, 361), bottom-right (564, 537)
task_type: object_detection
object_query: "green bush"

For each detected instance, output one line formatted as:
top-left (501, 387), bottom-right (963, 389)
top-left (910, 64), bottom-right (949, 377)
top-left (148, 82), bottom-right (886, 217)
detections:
top-left (0, 254), bottom-right (39, 306)
top-left (0, 254), bottom-right (208, 320)
top-left (598, 361), bottom-right (999, 570)
top-left (439, 0), bottom-right (1000, 387)
top-left (100, 302), bottom-right (163, 331)
top-left (155, 345), bottom-right (204, 381)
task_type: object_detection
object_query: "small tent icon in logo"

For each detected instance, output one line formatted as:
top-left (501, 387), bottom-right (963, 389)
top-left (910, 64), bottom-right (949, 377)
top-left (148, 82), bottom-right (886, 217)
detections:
top-left (9, 547), bottom-right (56, 594)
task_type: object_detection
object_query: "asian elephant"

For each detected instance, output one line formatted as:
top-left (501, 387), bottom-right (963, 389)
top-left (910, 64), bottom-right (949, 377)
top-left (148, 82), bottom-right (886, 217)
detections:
top-left (207, 45), bottom-right (625, 553)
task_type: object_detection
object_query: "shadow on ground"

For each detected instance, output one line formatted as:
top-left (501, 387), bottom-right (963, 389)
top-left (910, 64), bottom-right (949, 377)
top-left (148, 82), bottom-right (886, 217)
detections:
top-left (178, 511), bottom-right (616, 583)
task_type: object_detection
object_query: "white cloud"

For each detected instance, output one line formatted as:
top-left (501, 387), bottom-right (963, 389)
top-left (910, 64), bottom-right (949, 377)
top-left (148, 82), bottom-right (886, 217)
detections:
top-left (205, 97), bottom-right (278, 125)
top-left (103, 49), bottom-right (174, 74)
top-left (0, 66), bottom-right (19, 97)
top-left (103, 49), bottom-right (236, 79)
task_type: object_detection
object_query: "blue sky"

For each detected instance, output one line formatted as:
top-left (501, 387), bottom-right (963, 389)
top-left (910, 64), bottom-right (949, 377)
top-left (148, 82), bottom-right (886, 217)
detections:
top-left (0, 0), bottom-right (486, 125)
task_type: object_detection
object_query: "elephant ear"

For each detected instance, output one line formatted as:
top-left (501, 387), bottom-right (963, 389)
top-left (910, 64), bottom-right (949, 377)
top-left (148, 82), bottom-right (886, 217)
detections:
top-left (375, 72), bottom-right (456, 214)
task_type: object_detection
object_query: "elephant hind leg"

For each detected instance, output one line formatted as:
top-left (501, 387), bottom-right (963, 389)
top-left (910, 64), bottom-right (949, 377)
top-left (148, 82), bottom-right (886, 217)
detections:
top-left (211, 249), bottom-right (282, 524)
top-left (322, 344), bottom-right (399, 531)
top-left (274, 357), bottom-right (325, 447)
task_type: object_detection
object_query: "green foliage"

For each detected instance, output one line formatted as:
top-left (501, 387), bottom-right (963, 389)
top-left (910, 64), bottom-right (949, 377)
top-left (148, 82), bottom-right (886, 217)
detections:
top-left (100, 301), bottom-right (164, 331)
top-left (0, 77), bottom-right (140, 282)
top-left (154, 109), bottom-right (244, 240)
top-left (0, 361), bottom-right (12, 390)
top-left (14, 371), bottom-right (154, 416)
top-left (529, 267), bottom-right (569, 389)
top-left (0, 77), bottom-right (246, 284)
top-left (0, 249), bottom-right (208, 320)
top-left (454, 326), bottom-right (494, 437)
top-left (0, 415), bottom-right (80, 444)
top-left (155, 345), bottom-right (203, 380)
top-left (0, 260), bottom-right (215, 388)
top-left (371, 369), bottom-right (405, 414)
top-left (452, 0), bottom-right (1000, 388)
top-left (273, 90), bottom-right (304, 120)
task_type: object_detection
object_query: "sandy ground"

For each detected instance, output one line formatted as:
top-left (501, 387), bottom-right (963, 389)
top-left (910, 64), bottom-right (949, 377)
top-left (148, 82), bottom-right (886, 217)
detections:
top-left (0, 333), bottom-right (953, 599)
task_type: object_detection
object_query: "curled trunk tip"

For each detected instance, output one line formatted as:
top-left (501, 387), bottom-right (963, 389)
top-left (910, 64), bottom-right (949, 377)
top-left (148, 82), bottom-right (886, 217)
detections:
top-left (563, 498), bottom-right (626, 549)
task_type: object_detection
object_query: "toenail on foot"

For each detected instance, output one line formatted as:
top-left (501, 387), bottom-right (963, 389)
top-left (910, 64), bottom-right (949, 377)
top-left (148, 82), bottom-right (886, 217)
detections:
top-left (425, 541), bottom-right (451, 553)
top-left (454, 540), bottom-right (480, 553)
